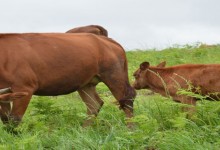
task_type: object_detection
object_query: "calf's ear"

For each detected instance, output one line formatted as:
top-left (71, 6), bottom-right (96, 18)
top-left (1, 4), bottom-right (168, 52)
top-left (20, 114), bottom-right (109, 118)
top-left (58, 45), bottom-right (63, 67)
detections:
top-left (140, 62), bottom-right (150, 70)
top-left (157, 61), bottom-right (166, 68)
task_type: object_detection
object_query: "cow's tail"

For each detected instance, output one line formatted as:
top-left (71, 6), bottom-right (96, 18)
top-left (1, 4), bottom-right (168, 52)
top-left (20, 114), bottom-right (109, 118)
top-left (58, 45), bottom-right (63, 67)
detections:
top-left (91, 25), bottom-right (108, 37)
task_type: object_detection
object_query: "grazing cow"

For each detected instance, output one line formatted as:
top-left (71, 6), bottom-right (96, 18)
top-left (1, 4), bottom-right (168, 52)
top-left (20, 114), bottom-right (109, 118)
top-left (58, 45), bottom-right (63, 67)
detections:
top-left (66, 25), bottom-right (108, 37)
top-left (0, 33), bottom-right (135, 127)
top-left (133, 61), bottom-right (220, 114)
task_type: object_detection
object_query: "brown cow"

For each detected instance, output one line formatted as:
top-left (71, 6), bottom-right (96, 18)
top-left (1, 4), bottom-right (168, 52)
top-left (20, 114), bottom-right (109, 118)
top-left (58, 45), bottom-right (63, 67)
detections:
top-left (66, 25), bottom-right (108, 37)
top-left (133, 61), bottom-right (220, 114)
top-left (0, 33), bottom-right (135, 127)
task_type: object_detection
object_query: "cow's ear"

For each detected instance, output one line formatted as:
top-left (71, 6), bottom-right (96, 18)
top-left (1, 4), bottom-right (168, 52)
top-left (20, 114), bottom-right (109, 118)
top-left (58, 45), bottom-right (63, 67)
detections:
top-left (140, 62), bottom-right (150, 70)
top-left (157, 61), bottom-right (166, 68)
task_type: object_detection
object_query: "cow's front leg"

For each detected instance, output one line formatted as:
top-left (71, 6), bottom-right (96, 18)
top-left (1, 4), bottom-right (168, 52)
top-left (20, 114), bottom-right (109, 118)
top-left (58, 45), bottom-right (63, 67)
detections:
top-left (0, 92), bottom-right (28, 123)
top-left (7, 92), bottom-right (31, 126)
top-left (0, 103), bottom-right (11, 123)
top-left (173, 96), bottom-right (197, 118)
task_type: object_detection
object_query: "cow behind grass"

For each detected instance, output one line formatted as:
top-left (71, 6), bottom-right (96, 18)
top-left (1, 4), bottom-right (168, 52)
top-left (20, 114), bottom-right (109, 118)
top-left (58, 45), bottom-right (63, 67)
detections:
top-left (133, 61), bottom-right (220, 115)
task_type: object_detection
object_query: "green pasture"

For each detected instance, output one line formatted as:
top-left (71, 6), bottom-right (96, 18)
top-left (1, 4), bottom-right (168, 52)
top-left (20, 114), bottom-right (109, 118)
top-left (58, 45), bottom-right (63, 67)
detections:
top-left (1, 44), bottom-right (220, 150)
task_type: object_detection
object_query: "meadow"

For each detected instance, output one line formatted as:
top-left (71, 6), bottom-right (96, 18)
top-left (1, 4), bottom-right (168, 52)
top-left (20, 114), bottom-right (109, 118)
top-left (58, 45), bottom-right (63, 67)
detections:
top-left (1, 44), bottom-right (220, 150)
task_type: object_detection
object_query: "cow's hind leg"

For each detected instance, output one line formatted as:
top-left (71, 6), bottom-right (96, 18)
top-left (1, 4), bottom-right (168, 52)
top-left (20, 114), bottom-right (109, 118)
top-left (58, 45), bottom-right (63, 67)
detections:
top-left (78, 85), bottom-right (104, 127)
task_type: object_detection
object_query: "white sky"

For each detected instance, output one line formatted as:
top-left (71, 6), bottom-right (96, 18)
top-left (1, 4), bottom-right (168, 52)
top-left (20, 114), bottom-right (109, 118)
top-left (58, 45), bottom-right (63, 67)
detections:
top-left (0, 0), bottom-right (220, 50)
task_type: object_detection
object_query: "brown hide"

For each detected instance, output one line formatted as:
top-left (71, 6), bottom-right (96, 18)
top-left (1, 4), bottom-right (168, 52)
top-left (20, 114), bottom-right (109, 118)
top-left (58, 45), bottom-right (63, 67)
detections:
top-left (0, 33), bottom-right (135, 126)
top-left (0, 92), bottom-right (28, 103)
top-left (133, 62), bottom-right (220, 106)
top-left (66, 25), bottom-right (108, 37)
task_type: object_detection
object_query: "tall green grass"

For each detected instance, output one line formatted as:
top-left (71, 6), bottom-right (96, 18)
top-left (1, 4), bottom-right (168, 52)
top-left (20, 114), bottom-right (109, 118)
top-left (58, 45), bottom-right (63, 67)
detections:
top-left (1, 44), bottom-right (220, 150)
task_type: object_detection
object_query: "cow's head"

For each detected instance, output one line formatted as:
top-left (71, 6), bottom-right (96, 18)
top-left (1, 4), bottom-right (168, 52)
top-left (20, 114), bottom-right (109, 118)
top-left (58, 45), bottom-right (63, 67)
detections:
top-left (133, 61), bottom-right (166, 89)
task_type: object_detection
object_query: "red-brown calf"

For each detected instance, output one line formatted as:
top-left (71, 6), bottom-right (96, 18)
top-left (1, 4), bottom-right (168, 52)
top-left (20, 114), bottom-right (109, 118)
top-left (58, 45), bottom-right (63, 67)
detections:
top-left (133, 61), bottom-right (220, 114)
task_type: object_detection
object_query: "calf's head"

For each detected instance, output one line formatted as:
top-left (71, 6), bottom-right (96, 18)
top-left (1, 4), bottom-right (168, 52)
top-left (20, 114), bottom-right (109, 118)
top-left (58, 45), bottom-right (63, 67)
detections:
top-left (133, 61), bottom-right (166, 90)
top-left (133, 62), bottom-right (150, 89)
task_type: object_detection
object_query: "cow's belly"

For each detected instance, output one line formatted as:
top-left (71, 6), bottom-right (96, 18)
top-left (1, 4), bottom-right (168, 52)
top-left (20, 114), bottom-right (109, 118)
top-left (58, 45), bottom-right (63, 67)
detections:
top-left (34, 73), bottom-right (96, 96)
top-left (34, 81), bottom-right (80, 96)
top-left (34, 88), bottom-right (79, 96)
top-left (30, 58), bottom-right (99, 96)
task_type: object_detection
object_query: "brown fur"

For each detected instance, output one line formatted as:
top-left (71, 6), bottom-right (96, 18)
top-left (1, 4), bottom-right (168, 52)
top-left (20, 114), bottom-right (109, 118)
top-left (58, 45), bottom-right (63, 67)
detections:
top-left (66, 25), bottom-right (108, 37)
top-left (0, 33), bottom-right (135, 126)
top-left (133, 61), bottom-right (220, 114)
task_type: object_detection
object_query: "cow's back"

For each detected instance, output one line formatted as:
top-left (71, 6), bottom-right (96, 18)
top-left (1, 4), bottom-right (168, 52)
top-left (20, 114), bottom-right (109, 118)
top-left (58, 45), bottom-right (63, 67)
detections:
top-left (0, 33), bottom-right (125, 96)
top-left (155, 64), bottom-right (220, 95)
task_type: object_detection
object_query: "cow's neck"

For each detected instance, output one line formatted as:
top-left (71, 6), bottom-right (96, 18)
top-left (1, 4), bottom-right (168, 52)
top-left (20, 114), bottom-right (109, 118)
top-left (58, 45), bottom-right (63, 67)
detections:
top-left (146, 67), bottom-right (173, 96)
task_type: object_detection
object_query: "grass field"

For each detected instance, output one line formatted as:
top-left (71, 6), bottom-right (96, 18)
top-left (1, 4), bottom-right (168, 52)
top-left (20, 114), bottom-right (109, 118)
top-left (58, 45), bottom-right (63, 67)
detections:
top-left (1, 44), bottom-right (220, 150)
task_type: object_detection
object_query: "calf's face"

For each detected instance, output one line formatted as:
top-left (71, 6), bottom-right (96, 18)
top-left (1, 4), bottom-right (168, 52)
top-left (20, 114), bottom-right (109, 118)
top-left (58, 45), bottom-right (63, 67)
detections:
top-left (133, 62), bottom-right (150, 89)
top-left (132, 61), bottom-right (166, 90)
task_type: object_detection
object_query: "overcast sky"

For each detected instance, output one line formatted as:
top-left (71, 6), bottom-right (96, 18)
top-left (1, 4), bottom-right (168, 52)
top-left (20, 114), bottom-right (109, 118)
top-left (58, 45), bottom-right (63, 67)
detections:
top-left (0, 0), bottom-right (220, 50)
